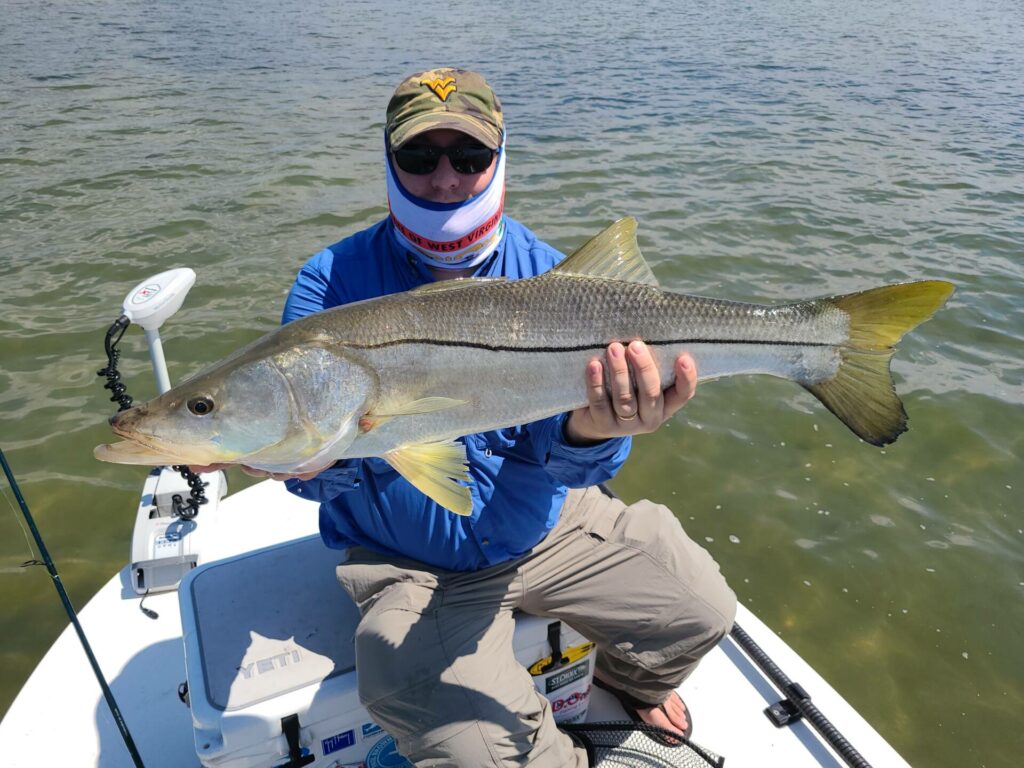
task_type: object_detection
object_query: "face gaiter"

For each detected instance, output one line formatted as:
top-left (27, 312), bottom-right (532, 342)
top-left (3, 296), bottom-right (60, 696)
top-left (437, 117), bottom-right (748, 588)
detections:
top-left (386, 141), bottom-right (506, 270)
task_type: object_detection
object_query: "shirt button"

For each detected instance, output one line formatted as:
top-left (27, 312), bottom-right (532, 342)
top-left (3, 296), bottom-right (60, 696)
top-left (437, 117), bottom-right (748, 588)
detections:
top-left (482, 538), bottom-right (490, 546)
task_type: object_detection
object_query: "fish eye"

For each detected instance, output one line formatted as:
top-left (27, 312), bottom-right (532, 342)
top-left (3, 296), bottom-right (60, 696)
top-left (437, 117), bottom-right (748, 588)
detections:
top-left (186, 396), bottom-right (216, 416)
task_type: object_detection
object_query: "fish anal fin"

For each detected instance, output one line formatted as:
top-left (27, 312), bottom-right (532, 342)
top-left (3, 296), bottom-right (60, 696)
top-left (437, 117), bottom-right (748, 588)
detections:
top-left (550, 217), bottom-right (660, 286)
top-left (383, 439), bottom-right (473, 516)
top-left (805, 348), bottom-right (907, 446)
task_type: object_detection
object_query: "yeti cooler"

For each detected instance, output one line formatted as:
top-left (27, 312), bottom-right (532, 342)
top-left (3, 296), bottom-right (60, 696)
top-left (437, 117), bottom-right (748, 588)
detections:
top-left (180, 535), bottom-right (594, 768)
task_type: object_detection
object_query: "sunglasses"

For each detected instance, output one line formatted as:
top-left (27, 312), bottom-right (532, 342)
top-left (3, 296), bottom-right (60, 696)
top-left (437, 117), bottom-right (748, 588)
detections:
top-left (392, 142), bottom-right (496, 175)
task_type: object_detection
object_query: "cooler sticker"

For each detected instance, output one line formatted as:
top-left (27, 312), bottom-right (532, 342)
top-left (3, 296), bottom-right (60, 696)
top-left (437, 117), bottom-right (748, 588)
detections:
top-left (361, 722), bottom-right (383, 737)
top-left (322, 728), bottom-right (356, 755)
top-left (365, 734), bottom-right (413, 768)
top-left (545, 659), bottom-right (590, 694)
top-left (551, 685), bottom-right (591, 715)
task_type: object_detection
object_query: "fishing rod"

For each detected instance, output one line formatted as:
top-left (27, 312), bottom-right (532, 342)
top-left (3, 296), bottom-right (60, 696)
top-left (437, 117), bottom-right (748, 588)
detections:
top-left (729, 621), bottom-right (872, 768)
top-left (0, 447), bottom-right (146, 768)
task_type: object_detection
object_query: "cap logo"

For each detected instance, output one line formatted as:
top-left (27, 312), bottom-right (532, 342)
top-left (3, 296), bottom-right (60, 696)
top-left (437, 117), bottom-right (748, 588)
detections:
top-left (420, 76), bottom-right (457, 102)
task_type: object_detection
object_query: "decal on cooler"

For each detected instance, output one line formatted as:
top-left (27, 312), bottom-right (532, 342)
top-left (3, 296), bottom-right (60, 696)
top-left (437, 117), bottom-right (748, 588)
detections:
top-left (322, 728), bottom-right (356, 755)
top-left (551, 685), bottom-right (591, 715)
top-left (545, 659), bottom-right (590, 694)
top-left (365, 734), bottom-right (413, 768)
top-left (361, 722), bottom-right (383, 737)
top-left (528, 640), bottom-right (595, 676)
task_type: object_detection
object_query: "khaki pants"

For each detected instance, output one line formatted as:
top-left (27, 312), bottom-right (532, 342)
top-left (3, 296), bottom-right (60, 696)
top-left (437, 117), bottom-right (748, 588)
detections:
top-left (336, 486), bottom-right (737, 767)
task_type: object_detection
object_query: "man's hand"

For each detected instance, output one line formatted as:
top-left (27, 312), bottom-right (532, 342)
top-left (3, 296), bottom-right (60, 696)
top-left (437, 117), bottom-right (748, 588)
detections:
top-left (187, 463), bottom-right (325, 482)
top-left (564, 341), bottom-right (697, 446)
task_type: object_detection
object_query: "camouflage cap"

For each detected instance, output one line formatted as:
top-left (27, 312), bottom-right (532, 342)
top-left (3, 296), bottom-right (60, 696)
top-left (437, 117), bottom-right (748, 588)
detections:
top-left (386, 68), bottom-right (504, 151)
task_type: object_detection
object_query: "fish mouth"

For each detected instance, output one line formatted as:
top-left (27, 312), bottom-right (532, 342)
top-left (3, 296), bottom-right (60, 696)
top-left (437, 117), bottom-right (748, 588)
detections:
top-left (108, 416), bottom-right (178, 456)
top-left (94, 439), bottom-right (191, 465)
top-left (100, 413), bottom-right (209, 466)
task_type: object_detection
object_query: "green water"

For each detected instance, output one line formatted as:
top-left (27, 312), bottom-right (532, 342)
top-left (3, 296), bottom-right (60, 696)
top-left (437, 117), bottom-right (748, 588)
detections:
top-left (1, 1), bottom-right (1022, 765)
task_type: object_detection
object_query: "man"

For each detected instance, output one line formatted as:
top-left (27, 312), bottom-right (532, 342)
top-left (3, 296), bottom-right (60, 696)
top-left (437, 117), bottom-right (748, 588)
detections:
top-left (236, 68), bottom-right (734, 767)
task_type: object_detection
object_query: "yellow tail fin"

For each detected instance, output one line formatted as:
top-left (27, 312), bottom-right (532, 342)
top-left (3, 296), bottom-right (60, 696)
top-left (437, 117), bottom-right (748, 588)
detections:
top-left (805, 281), bottom-right (954, 446)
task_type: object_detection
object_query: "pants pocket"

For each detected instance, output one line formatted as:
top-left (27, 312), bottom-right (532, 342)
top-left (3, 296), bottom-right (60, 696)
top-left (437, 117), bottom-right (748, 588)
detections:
top-left (576, 486), bottom-right (626, 543)
top-left (336, 550), bottom-right (439, 616)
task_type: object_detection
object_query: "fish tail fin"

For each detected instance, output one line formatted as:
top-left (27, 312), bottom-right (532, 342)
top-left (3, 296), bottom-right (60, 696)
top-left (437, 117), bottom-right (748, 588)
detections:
top-left (804, 280), bottom-right (954, 446)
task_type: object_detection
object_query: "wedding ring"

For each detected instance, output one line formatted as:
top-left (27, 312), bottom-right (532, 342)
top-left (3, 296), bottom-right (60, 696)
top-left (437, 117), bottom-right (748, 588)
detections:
top-left (617, 412), bottom-right (638, 422)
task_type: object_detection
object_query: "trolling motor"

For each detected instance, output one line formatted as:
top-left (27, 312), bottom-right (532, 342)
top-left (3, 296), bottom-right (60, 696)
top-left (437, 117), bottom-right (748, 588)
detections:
top-left (98, 268), bottom-right (226, 596)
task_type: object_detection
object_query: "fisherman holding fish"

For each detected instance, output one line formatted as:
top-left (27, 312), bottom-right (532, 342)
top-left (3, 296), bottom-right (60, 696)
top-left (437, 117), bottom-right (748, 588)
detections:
top-left (269, 69), bottom-right (733, 766)
top-left (93, 64), bottom-right (953, 766)
top-left (96, 65), bottom-right (953, 765)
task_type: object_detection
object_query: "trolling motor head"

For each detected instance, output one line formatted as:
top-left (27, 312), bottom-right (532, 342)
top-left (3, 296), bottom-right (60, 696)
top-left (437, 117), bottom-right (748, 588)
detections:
top-left (122, 268), bottom-right (197, 394)
top-left (122, 268), bottom-right (196, 331)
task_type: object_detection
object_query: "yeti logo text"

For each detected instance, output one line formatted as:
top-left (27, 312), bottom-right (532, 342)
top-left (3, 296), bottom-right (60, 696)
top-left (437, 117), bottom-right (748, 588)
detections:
top-left (237, 649), bottom-right (302, 679)
top-left (420, 76), bottom-right (456, 101)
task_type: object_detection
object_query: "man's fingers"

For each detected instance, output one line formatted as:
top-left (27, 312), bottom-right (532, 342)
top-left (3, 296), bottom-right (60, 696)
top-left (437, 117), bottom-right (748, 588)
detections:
top-left (627, 341), bottom-right (663, 424)
top-left (584, 358), bottom-right (611, 412)
top-left (662, 353), bottom-right (697, 417)
top-left (607, 342), bottom-right (636, 418)
top-left (188, 463), bottom-right (227, 473)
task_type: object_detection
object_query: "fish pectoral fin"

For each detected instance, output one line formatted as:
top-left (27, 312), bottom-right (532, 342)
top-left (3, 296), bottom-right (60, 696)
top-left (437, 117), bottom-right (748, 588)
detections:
top-left (94, 440), bottom-right (184, 465)
top-left (550, 217), bottom-right (660, 286)
top-left (362, 397), bottom-right (469, 433)
top-left (372, 397), bottom-right (469, 417)
top-left (383, 440), bottom-right (473, 516)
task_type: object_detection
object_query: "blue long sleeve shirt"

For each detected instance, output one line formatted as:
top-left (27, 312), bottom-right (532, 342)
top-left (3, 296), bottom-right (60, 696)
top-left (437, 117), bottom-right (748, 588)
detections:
top-left (282, 217), bottom-right (631, 571)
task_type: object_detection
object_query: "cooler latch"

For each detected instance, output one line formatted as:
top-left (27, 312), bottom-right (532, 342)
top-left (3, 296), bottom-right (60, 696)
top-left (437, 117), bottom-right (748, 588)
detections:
top-left (275, 714), bottom-right (315, 767)
top-left (540, 621), bottom-right (571, 673)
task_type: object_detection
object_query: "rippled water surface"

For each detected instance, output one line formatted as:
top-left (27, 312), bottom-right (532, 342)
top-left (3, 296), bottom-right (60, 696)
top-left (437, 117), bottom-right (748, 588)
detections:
top-left (2, 1), bottom-right (1022, 766)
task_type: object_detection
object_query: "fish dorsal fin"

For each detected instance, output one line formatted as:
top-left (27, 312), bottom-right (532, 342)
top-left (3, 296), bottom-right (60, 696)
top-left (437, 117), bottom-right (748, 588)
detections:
top-left (551, 217), bottom-right (659, 286)
top-left (411, 277), bottom-right (507, 294)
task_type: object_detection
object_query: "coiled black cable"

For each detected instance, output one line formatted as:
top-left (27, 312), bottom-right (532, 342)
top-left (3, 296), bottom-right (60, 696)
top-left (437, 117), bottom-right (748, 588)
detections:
top-left (97, 314), bottom-right (208, 518)
top-left (170, 464), bottom-right (208, 518)
top-left (97, 315), bottom-right (134, 412)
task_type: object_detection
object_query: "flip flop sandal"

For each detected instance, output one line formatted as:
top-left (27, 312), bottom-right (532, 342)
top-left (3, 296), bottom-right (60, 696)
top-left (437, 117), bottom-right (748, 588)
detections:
top-left (593, 677), bottom-right (694, 742)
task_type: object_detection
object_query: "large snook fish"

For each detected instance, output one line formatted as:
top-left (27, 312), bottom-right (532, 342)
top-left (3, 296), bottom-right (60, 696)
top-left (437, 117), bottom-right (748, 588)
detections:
top-left (96, 218), bottom-right (953, 515)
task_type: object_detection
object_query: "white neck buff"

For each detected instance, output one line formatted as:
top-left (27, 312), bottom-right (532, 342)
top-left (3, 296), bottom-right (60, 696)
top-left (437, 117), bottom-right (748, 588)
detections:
top-left (386, 142), bottom-right (506, 270)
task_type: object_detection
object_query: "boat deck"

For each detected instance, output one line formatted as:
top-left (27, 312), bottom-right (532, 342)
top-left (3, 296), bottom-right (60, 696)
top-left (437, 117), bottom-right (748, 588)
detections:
top-left (0, 480), bottom-right (909, 767)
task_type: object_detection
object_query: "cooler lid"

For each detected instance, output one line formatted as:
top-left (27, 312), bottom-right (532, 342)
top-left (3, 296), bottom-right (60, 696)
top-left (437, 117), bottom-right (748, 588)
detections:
top-left (182, 535), bottom-right (360, 711)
